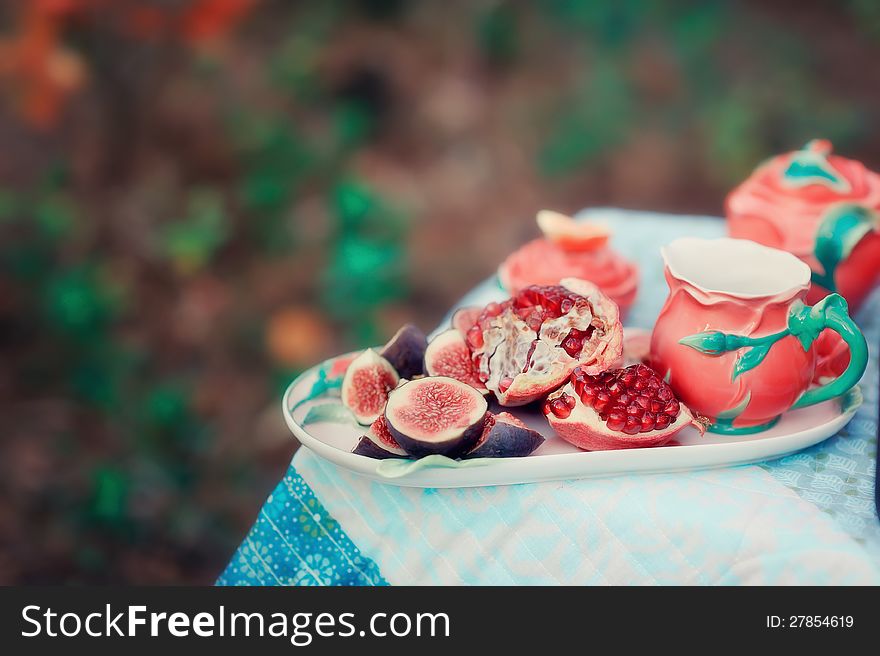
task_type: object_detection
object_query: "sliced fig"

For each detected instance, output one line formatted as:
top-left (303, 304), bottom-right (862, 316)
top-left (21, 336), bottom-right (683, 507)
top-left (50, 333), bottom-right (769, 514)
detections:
top-left (543, 363), bottom-right (706, 451)
top-left (465, 278), bottom-right (623, 406)
top-left (352, 416), bottom-right (409, 459)
top-left (463, 412), bottom-right (545, 459)
top-left (341, 349), bottom-right (400, 425)
top-left (451, 305), bottom-right (482, 337)
top-left (384, 376), bottom-right (488, 458)
top-left (424, 329), bottom-right (489, 394)
top-left (380, 323), bottom-right (427, 379)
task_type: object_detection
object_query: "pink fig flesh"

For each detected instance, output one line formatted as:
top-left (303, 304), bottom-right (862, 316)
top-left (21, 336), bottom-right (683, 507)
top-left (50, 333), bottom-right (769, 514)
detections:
top-left (384, 376), bottom-right (488, 458)
top-left (352, 416), bottom-right (409, 459)
top-left (451, 306), bottom-right (482, 337)
top-left (424, 329), bottom-right (488, 393)
top-left (341, 349), bottom-right (400, 425)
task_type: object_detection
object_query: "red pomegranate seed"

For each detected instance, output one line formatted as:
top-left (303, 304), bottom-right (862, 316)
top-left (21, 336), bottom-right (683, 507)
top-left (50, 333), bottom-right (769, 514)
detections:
top-left (606, 411), bottom-right (627, 432)
top-left (467, 325), bottom-right (484, 349)
top-left (569, 363), bottom-right (682, 434)
top-left (470, 285), bottom-right (599, 379)
top-left (562, 336), bottom-right (581, 357)
top-left (623, 416), bottom-right (641, 435)
top-left (550, 397), bottom-right (572, 419)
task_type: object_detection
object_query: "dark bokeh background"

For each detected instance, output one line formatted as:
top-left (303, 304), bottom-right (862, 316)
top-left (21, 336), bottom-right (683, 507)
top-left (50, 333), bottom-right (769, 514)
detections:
top-left (1, 0), bottom-right (878, 584)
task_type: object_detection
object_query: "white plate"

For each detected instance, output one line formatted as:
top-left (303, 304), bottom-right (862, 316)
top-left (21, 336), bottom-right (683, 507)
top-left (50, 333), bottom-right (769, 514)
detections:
top-left (282, 354), bottom-right (862, 489)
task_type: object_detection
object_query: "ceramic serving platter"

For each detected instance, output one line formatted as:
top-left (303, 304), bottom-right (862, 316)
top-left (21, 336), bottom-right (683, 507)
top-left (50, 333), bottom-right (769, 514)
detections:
top-left (282, 349), bottom-right (862, 489)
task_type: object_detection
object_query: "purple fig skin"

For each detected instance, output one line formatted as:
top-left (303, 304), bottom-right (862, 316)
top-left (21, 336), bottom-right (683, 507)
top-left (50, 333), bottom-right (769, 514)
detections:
top-left (380, 323), bottom-right (428, 379)
top-left (387, 412), bottom-right (487, 459)
top-left (352, 434), bottom-right (409, 459)
top-left (463, 417), bottom-right (545, 459)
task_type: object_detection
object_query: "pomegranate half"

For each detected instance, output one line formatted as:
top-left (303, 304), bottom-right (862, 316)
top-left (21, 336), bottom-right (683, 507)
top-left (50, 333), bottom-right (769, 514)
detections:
top-left (464, 278), bottom-right (623, 406)
top-left (543, 364), bottom-right (705, 450)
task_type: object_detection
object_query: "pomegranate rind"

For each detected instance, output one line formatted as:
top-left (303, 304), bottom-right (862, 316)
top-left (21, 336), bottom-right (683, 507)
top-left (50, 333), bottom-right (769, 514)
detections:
top-left (536, 210), bottom-right (611, 251)
top-left (352, 417), bottom-right (409, 459)
top-left (384, 376), bottom-right (488, 458)
top-left (463, 412), bottom-right (545, 459)
top-left (424, 329), bottom-right (489, 394)
top-left (340, 349), bottom-right (400, 425)
top-left (474, 278), bottom-right (623, 406)
top-left (545, 382), bottom-right (701, 451)
top-left (559, 278), bottom-right (623, 375)
top-left (380, 323), bottom-right (427, 379)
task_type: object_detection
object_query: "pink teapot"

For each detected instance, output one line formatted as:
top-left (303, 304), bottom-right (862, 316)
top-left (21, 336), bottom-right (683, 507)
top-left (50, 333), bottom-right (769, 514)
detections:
top-left (649, 238), bottom-right (867, 434)
top-left (726, 139), bottom-right (880, 313)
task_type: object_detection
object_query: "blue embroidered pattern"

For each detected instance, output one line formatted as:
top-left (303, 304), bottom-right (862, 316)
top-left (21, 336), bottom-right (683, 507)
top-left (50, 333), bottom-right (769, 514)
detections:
top-left (216, 466), bottom-right (387, 586)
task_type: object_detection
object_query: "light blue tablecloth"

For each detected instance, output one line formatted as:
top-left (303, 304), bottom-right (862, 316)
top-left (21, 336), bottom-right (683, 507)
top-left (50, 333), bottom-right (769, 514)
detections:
top-left (218, 210), bottom-right (879, 586)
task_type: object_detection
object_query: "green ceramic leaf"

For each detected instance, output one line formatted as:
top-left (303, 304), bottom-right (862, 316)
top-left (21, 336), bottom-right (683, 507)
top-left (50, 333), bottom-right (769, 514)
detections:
top-left (301, 403), bottom-right (357, 427)
top-left (788, 294), bottom-right (849, 351)
top-left (732, 343), bottom-right (773, 380)
top-left (782, 141), bottom-right (849, 192)
top-left (291, 364), bottom-right (344, 411)
top-left (375, 455), bottom-right (493, 478)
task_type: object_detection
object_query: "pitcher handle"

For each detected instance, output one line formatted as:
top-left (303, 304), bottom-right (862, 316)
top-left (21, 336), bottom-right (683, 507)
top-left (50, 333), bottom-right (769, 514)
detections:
top-left (678, 293), bottom-right (868, 411)
top-left (789, 295), bottom-right (868, 409)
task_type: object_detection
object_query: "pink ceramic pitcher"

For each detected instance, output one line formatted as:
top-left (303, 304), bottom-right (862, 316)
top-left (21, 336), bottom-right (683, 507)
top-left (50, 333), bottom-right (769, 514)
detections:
top-left (650, 238), bottom-right (867, 434)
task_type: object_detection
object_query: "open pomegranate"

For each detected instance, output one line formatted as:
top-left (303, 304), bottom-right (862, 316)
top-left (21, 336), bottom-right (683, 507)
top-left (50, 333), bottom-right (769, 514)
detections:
top-left (464, 278), bottom-right (623, 406)
top-left (543, 364), bottom-right (706, 450)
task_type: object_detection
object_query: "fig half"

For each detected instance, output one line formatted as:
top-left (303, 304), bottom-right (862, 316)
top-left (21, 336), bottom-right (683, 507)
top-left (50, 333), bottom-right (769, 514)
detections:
top-left (341, 349), bottom-right (399, 425)
top-left (463, 412), bottom-right (545, 459)
top-left (380, 323), bottom-right (427, 379)
top-left (451, 305), bottom-right (482, 337)
top-left (424, 329), bottom-right (488, 393)
top-left (352, 416), bottom-right (409, 459)
top-left (384, 376), bottom-right (488, 458)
